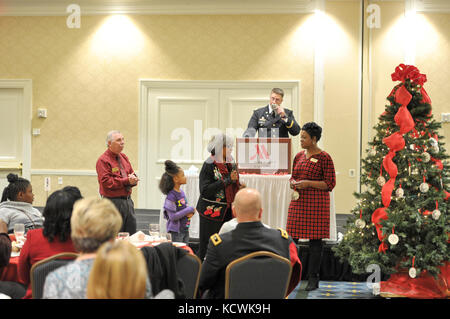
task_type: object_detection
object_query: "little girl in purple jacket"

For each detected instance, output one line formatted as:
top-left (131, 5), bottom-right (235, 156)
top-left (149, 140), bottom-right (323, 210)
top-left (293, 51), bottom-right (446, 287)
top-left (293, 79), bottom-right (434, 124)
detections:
top-left (159, 160), bottom-right (196, 244)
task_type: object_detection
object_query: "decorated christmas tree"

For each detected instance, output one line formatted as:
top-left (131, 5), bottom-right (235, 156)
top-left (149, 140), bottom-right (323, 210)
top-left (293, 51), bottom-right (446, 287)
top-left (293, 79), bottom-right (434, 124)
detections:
top-left (333, 64), bottom-right (449, 297)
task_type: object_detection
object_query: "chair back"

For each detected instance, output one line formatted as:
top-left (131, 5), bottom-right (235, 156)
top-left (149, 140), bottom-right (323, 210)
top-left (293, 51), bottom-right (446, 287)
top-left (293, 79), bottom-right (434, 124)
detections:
top-left (176, 253), bottom-right (202, 299)
top-left (225, 251), bottom-right (292, 299)
top-left (30, 252), bottom-right (79, 299)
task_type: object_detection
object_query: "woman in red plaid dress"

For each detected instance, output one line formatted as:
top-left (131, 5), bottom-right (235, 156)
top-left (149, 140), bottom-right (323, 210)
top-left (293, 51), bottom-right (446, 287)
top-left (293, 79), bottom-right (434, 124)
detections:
top-left (286, 122), bottom-right (336, 291)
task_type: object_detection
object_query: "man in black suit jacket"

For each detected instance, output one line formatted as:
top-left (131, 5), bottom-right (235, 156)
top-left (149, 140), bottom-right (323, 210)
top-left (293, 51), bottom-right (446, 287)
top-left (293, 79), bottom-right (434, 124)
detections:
top-left (243, 88), bottom-right (300, 138)
top-left (197, 188), bottom-right (301, 299)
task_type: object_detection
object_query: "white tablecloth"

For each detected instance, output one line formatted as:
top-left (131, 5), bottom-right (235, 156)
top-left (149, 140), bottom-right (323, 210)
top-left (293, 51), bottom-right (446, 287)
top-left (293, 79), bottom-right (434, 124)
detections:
top-left (160, 172), bottom-right (336, 242)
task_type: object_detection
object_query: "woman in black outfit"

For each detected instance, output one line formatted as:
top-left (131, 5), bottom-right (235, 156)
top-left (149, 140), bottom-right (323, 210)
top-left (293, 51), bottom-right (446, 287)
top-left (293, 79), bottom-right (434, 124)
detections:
top-left (196, 133), bottom-right (244, 260)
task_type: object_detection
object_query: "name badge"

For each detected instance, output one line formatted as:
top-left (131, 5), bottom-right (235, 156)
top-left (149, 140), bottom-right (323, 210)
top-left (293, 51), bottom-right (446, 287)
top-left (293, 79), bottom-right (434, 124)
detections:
top-left (310, 158), bottom-right (318, 163)
top-left (112, 167), bottom-right (119, 173)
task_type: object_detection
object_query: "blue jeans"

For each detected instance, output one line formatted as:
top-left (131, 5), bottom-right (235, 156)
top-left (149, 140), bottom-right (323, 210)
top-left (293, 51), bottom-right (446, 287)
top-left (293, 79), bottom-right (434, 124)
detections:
top-left (170, 229), bottom-right (189, 244)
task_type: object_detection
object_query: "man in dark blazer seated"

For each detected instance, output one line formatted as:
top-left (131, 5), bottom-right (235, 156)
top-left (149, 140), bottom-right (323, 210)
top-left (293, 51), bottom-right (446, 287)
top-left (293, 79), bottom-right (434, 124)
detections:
top-left (197, 188), bottom-right (301, 299)
top-left (243, 88), bottom-right (300, 138)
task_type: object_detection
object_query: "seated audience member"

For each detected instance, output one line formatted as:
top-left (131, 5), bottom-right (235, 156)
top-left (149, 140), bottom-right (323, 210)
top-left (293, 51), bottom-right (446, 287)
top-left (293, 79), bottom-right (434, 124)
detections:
top-left (42, 197), bottom-right (124, 299)
top-left (0, 222), bottom-right (26, 299)
top-left (87, 240), bottom-right (148, 299)
top-left (198, 188), bottom-right (301, 299)
top-left (42, 197), bottom-right (162, 299)
top-left (0, 174), bottom-right (43, 233)
top-left (18, 187), bottom-right (82, 299)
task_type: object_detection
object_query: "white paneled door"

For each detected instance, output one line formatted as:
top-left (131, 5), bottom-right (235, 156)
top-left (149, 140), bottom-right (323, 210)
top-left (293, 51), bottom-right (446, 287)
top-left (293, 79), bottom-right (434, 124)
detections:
top-left (139, 81), bottom-right (300, 209)
top-left (0, 80), bottom-right (32, 194)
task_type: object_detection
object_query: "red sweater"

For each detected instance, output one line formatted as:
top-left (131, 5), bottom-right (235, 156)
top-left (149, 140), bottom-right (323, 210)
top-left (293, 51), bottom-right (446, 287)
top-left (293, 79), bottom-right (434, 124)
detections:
top-left (96, 149), bottom-right (135, 198)
top-left (18, 228), bottom-right (77, 299)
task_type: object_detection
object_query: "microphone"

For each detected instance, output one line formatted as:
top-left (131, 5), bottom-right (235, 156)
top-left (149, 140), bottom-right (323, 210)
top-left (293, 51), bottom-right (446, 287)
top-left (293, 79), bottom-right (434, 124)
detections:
top-left (270, 103), bottom-right (278, 111)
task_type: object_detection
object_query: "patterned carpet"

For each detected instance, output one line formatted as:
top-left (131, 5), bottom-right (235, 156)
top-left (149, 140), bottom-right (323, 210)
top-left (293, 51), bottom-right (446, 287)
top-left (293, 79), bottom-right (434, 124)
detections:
top-left (288, 280), bottom-right (381, 299)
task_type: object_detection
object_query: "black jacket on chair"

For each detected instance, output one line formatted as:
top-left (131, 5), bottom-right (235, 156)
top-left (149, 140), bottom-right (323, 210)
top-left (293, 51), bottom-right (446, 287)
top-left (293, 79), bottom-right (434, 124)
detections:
top-left (141, 243), bottom-right (188, 299)
top-left (243, 105), bottom-right (300, 138)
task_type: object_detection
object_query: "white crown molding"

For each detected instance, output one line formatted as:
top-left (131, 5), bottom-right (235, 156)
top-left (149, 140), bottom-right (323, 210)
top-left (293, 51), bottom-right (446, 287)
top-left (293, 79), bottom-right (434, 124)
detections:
top-left (415, 0), bottom-right (450, 13)
top-left (0, 0), bottom-right (316, 16)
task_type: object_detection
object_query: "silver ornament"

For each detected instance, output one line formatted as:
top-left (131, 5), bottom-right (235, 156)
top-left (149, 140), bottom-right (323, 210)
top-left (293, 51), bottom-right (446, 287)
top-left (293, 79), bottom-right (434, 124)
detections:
top-left (388, 234), bottom-right (399, 245)
top-left (291, 191), bottom-right (299, 201)
top-left (419, 182), bottom-right (429, 193)
top-left (369, 149), bottom-right (377, 156)
top-left (409, 144), bottom-right (415, 151)
top-left (429, 137), bottom-right (438, 147)
top-left (377, 176), bottom-right (386, 186)
top-left (432, 209), bottom-right (441, 220)
top-left (395, 188), bottom-right (404, 198)
top-left (422, 152), bottom-right (431, 163)
top-left (431, 145), bottom-right (439, 153)
top-left (355, 219), bottom-right (366, 229)
top-left (409, 267), bottom-right (417, 278)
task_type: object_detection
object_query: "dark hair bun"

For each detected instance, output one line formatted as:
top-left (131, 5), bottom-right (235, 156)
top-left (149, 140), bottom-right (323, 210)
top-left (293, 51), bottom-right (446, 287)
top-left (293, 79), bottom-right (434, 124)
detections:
top-left (164, 160), bottom-right (179, 175)
top-left (7, 173), bottom-right (19, 183)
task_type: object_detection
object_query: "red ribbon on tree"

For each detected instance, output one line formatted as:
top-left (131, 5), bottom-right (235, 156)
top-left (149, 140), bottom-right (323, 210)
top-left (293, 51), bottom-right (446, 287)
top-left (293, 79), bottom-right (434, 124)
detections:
top-left (372, 207), bottom-right (388, 253)
top-left (372, 64), bottom-right (420, 253)
top-left (380, 85), bottom-right (413, 210)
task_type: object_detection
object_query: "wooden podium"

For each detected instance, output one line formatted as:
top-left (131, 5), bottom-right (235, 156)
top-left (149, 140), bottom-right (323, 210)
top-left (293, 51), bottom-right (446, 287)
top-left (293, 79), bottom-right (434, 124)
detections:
top-left (235, 138), bottom-right (292, 174)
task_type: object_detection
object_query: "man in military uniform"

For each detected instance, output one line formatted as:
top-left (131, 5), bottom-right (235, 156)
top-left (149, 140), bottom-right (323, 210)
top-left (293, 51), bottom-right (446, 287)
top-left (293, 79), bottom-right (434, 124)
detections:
top-left (197, 188), bottom-right (301, 299)
top-left (243, 88), bottom-right (301, 138)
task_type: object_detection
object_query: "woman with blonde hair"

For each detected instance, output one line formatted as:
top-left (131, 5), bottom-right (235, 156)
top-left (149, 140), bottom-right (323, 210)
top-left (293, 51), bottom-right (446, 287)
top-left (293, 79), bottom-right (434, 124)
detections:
top-left (87, 240), bottom-right (147, 299)
top-left (42, 197), bottom-right (135, 299)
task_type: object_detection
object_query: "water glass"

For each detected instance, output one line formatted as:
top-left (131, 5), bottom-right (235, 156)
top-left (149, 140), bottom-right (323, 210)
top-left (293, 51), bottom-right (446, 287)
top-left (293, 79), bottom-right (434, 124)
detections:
top-left (117, 232), bottom-right (130, 241)
top-left (14, 223), bottom-right (25, 242)
top-left (160, 232), bottom-right (172, 242)
top-left (149, 223), bottom-right (160, 240)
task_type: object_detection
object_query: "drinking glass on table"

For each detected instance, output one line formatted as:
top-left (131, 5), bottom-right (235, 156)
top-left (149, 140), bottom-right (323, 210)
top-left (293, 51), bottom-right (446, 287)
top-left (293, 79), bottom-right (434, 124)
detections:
top-left (149, 224), bottom-right (160, 240)
top-left (14, 223), bottom-right (25, 243)
top-left (117, 232), bottom-right (130, 241)
top-left (160, 232), bottom-right (172, 242)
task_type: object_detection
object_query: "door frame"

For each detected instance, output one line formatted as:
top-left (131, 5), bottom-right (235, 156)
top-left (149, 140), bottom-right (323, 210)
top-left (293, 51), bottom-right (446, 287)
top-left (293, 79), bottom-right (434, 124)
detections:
top-left (0, 79), bottom-right (32, 180)
top-left (138, 80), bottom-right (300, 209)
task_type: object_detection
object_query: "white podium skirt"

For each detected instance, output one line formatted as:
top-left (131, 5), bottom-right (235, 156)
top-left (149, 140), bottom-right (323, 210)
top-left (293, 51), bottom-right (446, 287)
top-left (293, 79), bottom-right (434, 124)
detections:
top-left (159, 173), bottom-right (336, 242)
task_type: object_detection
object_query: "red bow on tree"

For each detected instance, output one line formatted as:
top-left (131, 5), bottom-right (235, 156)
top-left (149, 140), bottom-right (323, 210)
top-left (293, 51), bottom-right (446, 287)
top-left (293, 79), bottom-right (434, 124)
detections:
top-left (391, 63), bottom-right (427, 86)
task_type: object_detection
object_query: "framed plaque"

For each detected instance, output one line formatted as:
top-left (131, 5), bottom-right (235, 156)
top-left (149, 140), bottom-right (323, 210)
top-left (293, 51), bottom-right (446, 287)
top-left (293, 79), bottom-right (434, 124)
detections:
top-left (235, 138), bottom-right (291, 174)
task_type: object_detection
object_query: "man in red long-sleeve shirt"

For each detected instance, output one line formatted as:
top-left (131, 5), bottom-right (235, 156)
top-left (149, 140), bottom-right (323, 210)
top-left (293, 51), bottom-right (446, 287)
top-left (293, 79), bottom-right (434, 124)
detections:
top-left (96, 130), bottom-right (139, 234)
